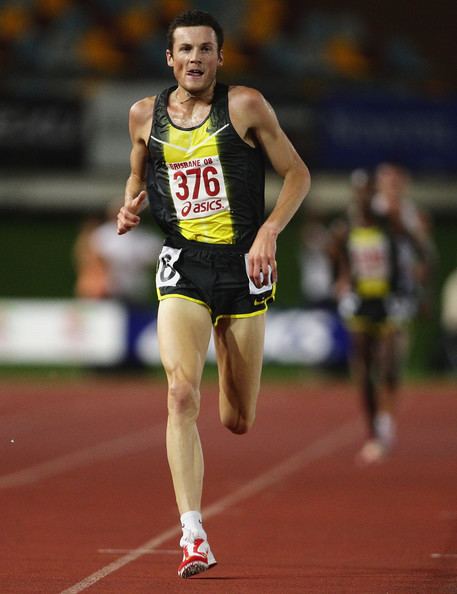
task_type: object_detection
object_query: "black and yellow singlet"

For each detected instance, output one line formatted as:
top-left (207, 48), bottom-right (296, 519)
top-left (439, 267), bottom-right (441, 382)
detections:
top-left (147, 83), bottom-right (265, 250)
top-left (347, 224), bottom-right (397, 299)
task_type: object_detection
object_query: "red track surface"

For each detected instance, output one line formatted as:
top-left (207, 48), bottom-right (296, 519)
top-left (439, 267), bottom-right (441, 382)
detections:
top-left (1, 375), bottom-right (456, 593)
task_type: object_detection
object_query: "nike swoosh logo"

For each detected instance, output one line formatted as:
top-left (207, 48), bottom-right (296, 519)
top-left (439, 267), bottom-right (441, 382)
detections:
top-left (254, 296), bottom-right (268, 306)
top-left (150, 124), bottom-right (229, 156)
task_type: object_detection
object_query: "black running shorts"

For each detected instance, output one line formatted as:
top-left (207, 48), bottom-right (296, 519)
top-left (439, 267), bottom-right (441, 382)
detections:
top-left (345, 297), bottom-right (392, 335)
top-left (155, 239), bottom-right (275, 325)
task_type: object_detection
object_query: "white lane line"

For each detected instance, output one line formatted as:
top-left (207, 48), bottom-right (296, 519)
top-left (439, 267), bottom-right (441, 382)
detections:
top-left (0, 425), bottom-right (164, 489)
top-left (60, 419), bottom-right (358, 594)
top-left (61, 526), bottom-right (180, 594)
top-left (431, 553), bottom-right (457, 559)
top-left (98, 549), bottom-right (178, 556)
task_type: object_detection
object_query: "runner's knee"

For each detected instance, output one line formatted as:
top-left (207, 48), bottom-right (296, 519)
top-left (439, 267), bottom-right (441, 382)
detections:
top-left (221, 409), bottom-right (255, 435)
top-left (167, 379), bottom-right (200, 421)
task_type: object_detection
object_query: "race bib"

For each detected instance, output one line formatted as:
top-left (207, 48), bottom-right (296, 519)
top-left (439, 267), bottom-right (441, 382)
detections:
top-left (168, 156), bottom-right (229, 220)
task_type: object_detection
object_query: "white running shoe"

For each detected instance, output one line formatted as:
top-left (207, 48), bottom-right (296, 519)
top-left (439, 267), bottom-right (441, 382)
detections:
top-left (356, 438), bottom-right (388, 465)
top-left (177, 531), bottom-right (217, 579)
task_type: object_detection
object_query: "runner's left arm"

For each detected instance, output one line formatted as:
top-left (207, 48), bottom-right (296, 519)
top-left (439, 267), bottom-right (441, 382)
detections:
top-left (243, 90), bottom-right (311, 287)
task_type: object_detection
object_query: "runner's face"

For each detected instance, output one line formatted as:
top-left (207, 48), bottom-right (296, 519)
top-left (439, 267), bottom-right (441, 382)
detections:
top-left (166, 26), bottom-right (222, 94)
top-left (376, 166), bottom-right (408, 198)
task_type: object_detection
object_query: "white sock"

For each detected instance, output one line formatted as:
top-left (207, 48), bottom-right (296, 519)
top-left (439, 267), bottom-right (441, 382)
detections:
top-left (180, 510), bottom-right (205, 538)
top-left (374, 412), bottom-right (396, 448)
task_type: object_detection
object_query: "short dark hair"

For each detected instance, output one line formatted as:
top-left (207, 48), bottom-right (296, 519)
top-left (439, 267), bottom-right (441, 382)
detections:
top-left (167, 9), bottom-right (224, 52)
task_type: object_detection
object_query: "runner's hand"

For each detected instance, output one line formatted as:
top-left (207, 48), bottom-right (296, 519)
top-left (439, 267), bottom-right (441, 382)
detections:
top-left (247, 224), bottom-right (278, 288)
top-left (117, 191), bottom-right (148, 235)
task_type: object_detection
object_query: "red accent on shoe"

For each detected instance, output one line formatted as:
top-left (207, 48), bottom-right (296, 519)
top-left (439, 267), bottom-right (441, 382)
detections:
top-left (178, 538), bottom-right (216, 579)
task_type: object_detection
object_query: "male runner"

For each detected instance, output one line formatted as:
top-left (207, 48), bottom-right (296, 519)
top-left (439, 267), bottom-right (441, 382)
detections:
top-left (117, 9), bottom-right (311, 578)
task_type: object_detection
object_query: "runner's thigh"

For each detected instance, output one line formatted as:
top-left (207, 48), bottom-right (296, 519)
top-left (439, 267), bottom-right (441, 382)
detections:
top-left (214, 314), bottom-right (265, 408)
top-left (158, 297), bottom-right (213, 383)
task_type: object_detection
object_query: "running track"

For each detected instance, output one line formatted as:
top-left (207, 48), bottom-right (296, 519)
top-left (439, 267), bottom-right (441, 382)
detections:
top-left (1, 375), bottom-right (456, 593)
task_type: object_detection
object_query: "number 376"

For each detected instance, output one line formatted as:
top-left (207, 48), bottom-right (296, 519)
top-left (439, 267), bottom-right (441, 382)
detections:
top-left (173, 166), bottom-right (221, 201)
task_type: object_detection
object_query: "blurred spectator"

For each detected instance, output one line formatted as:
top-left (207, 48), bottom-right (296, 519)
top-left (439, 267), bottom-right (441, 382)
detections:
top-left (74, 198), bottom-right (162, 307)
top-left (73, 198), bottom-right (162, 371)
top-left (0, 0), bottom-right (451, 90)
top-left (299, 208), bottom-right (335, 310)
top-left (73, 215), bottom-right (109, 299)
